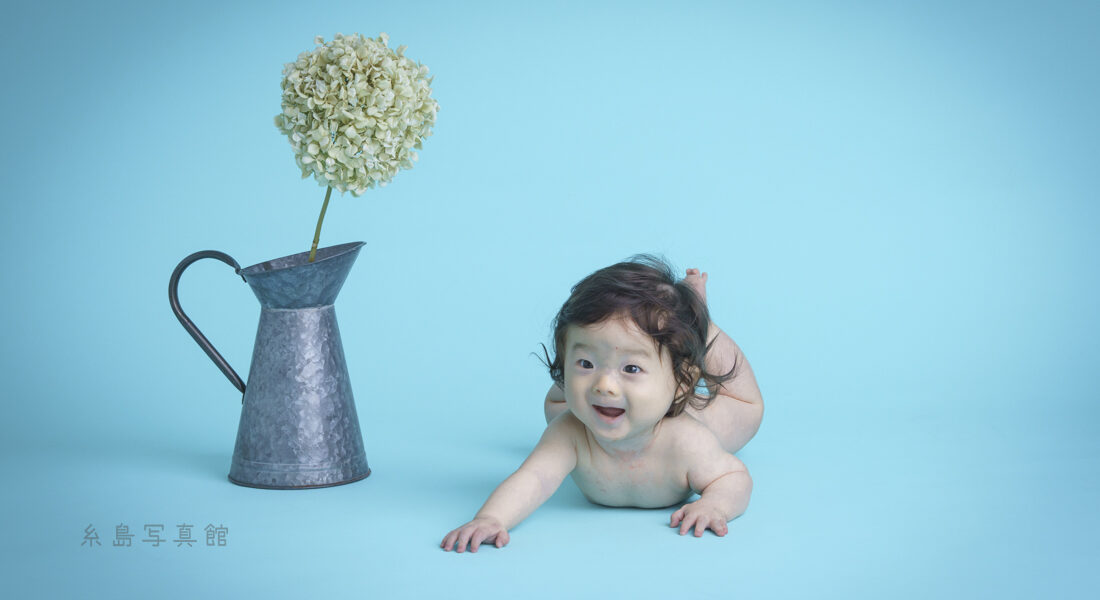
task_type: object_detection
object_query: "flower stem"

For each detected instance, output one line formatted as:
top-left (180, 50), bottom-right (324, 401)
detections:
top-left (308, 186), bottom-right (333, 263)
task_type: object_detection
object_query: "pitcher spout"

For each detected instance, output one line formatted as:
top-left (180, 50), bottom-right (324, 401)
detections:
top-left (240, 241), bottom-right (366, 309)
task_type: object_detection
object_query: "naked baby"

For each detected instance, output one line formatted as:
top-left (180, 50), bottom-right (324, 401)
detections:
top-left (441, 255), bottom-right (764, 552)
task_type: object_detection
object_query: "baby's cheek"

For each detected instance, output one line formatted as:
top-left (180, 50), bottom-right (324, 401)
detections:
top-left (562, 388), bottom-right (580, 408)
top-left (564, 378), bottom-right (584, 400)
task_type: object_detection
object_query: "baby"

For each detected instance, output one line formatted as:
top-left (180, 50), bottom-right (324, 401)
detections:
top-left (441, 255), bottom-right (763, 552)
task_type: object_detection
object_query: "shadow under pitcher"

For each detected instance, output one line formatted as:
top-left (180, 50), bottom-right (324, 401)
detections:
top-left (168, 242), bottom-right (371, 489)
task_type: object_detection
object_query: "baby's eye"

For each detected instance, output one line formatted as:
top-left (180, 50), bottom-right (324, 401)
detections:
top-left (577, 359), bottom-right (594, 369)
top-left (623, 364), bottom-right (643, 374)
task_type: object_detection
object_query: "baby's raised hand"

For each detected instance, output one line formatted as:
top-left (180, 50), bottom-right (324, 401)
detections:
top-left (670, 499), bottom-right (729, 537)
top-left (441, 516), bottom-right (510, 553)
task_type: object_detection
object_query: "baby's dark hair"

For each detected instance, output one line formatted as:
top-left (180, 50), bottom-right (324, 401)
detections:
top-left (539, 254), bottom-right (735, 417)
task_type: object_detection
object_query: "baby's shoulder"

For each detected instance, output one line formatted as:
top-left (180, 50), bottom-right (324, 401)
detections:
top-left (662, 414), bottom-right (721, 445)
top-left (662, 415), bottom-right (746, 493)
top-left (661, 415), bottom-right (730, 460)
top-left (546, 410), bottom-right (587, 444)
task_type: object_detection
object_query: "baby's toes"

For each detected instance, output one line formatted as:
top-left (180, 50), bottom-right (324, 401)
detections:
top-left (683, 269), bottom-right (708, 303)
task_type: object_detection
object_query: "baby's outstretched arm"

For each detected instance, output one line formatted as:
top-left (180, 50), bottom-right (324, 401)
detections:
top-left (441, 414), bottom-right (579, 553)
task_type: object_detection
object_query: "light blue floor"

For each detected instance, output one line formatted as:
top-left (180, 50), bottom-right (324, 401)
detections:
top-left (2, 1), bottom-right (1098, 597)
top-left (6, 392), bottom-right (1098, 598)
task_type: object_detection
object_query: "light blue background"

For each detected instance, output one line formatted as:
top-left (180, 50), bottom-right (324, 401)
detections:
top-left (1, 0), bottom-right (1097, 597)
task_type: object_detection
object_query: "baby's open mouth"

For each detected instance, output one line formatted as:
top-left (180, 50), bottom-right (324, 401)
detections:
top-left (594, 406), bottom-right (625, 418)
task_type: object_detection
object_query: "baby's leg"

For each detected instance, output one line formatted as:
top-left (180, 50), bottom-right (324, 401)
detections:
top-left (544, 383), bottom-right (569, 424)
top-left (684, 391), bottom-right (763, 455)
top-left (682, 268), bottom-right (764, 454)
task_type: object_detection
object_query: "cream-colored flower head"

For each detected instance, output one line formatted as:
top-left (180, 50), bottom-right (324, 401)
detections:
top-left (274, 33), bottom-right (439, 196)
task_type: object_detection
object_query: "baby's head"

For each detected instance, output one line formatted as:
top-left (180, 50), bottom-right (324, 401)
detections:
top-left (542, 254), bottom-right (733, 417)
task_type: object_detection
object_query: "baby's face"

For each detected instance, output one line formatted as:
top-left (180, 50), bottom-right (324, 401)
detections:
top-left (563, 315), bottom-right (680, 446)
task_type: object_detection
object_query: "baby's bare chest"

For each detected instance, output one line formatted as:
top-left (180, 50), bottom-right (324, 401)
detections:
top-left (571, 449), bottom-right (692, 508)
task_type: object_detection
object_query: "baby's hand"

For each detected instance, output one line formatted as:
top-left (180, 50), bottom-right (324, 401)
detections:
top-left (670, 499), bottom-right (729, 537)
top-left (441, 516), bottom-right (510, 553)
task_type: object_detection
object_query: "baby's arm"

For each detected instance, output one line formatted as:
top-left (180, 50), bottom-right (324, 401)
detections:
top-left (670, 436), bottom-right (752, 537)
top-left (441, 414), bottom-right (579, 553)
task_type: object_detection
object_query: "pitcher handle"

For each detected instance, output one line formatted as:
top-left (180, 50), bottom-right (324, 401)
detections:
top-left (168, 250), bottom-right (248, 399)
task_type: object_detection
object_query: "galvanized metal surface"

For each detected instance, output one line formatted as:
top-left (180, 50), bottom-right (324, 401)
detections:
top-left (170, 242), bottom-right (370, 489)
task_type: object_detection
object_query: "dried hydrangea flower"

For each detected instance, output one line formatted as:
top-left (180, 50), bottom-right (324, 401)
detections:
top-left (273, 33), bottom-right (439, 259)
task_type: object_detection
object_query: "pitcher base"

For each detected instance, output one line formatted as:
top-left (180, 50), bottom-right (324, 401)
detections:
top-left (228, 453), bottom-right (371, 489)
top-left (228, 468), bottom-right (370, 490)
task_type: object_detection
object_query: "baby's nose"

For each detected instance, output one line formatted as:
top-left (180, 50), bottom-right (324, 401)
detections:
top-left (592, 373), bottom-right (618, 395)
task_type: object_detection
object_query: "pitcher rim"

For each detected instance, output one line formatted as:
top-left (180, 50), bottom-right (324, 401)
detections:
top-left (239, 241), bottom-right (366, 277)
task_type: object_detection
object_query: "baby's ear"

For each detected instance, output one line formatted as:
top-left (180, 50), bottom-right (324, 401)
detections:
top-left (682, 362), bottom-right (702, 384)
top-left (675, 364), bottom-right (699, 397)
top-left (677, 364), bottom-right (703, 401)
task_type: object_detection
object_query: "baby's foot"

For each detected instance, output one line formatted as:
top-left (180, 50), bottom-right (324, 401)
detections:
top-left (684, 268), bottom-right (708, 305)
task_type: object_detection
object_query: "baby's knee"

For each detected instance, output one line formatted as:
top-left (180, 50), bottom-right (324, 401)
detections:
top-left (694, 395), bottom-right (763, 454)
top-left (730, 400), bottom-right (764, 453)
top-left (544, 398), bottom-right (569, 424)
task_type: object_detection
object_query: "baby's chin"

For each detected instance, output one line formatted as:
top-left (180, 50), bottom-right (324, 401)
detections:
top-left (583, 414), bottom-right (662, 443)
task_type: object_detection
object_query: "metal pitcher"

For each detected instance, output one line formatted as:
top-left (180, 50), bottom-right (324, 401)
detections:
top-left (168, 242), bottom-right (371, 489)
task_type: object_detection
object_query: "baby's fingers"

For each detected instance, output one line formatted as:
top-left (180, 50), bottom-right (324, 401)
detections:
top-left (440, 529), bottom-right (459, 551)
top-left (678, 512), bottom-right (698, 536)
top-left (455, 527), bottom-right (477, 553)
top-left (670, 508), bottom-right (685, 527)
top-left (469, 529), bottom-right (489, 553)
top-left (470, 525), bottom-right (505, 553)
top-left (690, 515), bottom-right (728, 537)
